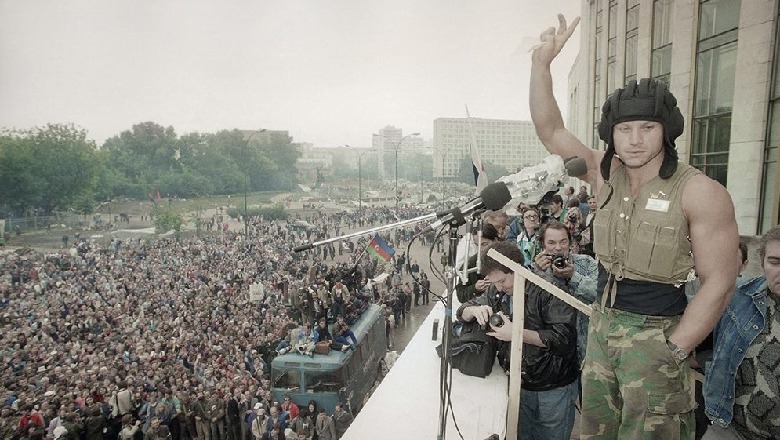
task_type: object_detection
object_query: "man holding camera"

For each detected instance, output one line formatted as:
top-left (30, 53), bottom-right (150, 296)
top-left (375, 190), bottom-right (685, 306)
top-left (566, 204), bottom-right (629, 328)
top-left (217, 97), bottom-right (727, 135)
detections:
top-left (457, 241), bottom-right (578, 439)
top-left (532, 221), bottom-right (598, 365)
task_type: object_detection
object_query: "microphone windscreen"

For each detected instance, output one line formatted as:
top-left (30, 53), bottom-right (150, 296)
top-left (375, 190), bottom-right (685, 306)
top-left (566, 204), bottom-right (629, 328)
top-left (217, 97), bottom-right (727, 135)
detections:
top-left (480, 182), bottom-right (512, 210)
top-left (293, 243), bottom-right (314, 253)
top-left (564, 157), bottom-right (588, 178)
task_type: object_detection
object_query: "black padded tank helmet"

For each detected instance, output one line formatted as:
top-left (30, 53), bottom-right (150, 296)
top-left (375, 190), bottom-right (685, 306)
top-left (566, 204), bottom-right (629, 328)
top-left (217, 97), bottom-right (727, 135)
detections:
top-left (597, 78), bottom-right (685, 180)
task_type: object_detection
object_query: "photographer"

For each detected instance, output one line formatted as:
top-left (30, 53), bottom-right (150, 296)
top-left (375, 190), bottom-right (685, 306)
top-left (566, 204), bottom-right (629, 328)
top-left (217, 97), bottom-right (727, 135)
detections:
top-left (455, 223), bottom-right (500, 303)
top-left (457, 241), bottom-right (578, 440)
top-left (532, 221), bottom-right (598, 365)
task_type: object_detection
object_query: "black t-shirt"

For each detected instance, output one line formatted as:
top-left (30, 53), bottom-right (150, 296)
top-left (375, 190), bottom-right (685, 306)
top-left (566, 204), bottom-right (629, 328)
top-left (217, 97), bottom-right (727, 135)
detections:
top-left (596, 264), bottom-right (687, 316)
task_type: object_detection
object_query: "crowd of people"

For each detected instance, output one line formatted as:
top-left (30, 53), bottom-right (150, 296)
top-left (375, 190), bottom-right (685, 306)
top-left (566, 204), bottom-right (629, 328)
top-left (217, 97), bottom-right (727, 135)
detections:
top-left (0, 204), bottom-right (440, 440)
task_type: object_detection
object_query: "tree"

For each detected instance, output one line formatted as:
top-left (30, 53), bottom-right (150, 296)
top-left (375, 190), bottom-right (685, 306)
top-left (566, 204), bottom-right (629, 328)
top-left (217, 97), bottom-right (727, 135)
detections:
top-left (0, 134), bottom-right (45, 211)
top-left (253, 131), bottom-right (300, 191)
top-left (0, 124), bottom-right (101, 214)
top-left (398, 152), bottom-right (433, 182)
top-left (153, 206), bottom-right (183, 234)
top-left (103, 122), bottom-right (179, 183)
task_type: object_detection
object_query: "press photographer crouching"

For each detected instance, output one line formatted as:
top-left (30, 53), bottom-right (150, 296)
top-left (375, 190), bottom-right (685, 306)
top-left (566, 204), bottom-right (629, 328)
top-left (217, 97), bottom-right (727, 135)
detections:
top-left (456, 241), bottom-right (579, 440)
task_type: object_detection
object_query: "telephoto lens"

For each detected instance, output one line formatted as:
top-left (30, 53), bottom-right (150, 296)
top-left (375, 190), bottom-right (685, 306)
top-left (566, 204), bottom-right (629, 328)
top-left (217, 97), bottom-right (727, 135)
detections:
top-left (488, 313), bottom-right (504, 328)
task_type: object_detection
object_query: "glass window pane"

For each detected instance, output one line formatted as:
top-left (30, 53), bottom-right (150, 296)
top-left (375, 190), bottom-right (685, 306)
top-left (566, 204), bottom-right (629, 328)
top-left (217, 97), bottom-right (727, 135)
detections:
top-left (692, 119), bottom-right (708, 154)
top-left (609, 1), bottom-right (618, 38)
top-left (625, 34), bottom-right (638, 78)
top-left (627, 7), bottom-right (639, 31)
top-left (712, 115), bottom-right (732, 153)
top-left (699, 0), bottom-right (742, 41)
top-left (653, 0), bottom-right (674, 49)
top-left (768, 146), bottom-right (779, 163)
top-left (694, 50), bottom-right (713, 116)
top-left (774, 34), bottom-right (780, 97)
top-left (712, 43), bottom-right (737, 114)
top-left (273, 369), bottom-right (302, 390)
top-left (760, 100), bottom-right (780, 232)
top-left (759, 159), bottom-right (777, 233)
top-left (607, 61), bottom-right (616, 93)
top-left (710, 164), bottom-right (728, 186)
top-left (652, 45), bottom-right (672, 80)
top-left (305, 371), bottom-right (344, 393)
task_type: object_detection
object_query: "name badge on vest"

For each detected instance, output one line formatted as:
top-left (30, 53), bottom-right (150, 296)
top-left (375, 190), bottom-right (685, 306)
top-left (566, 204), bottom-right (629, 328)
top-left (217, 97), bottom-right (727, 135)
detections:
top-left (645, 196), bottom-right (670, 212)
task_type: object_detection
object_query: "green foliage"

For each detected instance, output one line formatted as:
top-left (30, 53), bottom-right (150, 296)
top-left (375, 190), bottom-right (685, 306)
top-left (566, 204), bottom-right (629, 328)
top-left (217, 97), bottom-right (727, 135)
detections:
top-left (153, 207), bottom-right (184, 233)
top-left (227, 203), bottom-right (287, 221)
top-left (101, 125), bottom-right (300, 198)
top-left (71, 194), bottom-right (97, 216)
top-left (0, 124), bottom-right (101, 214)
top-left (260, 204), bottom-right (288, 220)
top-left (1, 121), bottom-right (302, 218)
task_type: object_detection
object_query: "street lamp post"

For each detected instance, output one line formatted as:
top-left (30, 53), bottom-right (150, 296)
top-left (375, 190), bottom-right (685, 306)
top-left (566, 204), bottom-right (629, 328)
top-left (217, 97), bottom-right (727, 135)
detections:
top-left (243, 129), bottom-right (266, 240)
top-left (419, 159), bottom-right (423, 203)
top-left (346, 144), bottom-right (366, 226)
top-left (373, 132), bottom-right (420, 216)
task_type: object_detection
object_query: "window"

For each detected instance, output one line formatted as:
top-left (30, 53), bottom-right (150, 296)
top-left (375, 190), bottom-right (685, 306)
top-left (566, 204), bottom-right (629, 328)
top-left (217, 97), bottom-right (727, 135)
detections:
top-left (305, 371), bottom-right (343, 393)
top-left (625, 0), bottom-right (639, 84)
top-left (593, 0), bottom-right (605, 150)
top-left (651, 0), bottom-right (674, 86)
top-left (273, 369), bottom-right (302, 391)
top-left (607, 0), bottom-right (618, 93)
top-left (690, 0), bottom-right (740, 186)
top-left (759, 4), bottom-right (780, 233)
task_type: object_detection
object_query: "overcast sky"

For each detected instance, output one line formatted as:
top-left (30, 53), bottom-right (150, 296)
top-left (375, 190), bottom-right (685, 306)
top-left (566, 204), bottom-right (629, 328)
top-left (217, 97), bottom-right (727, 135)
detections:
top-left (0, 0), bottom-right (580, 148)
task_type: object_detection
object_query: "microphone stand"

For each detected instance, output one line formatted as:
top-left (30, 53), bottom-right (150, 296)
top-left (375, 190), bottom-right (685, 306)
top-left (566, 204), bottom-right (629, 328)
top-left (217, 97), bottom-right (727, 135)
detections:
top-left (437, 208), bottom-right (481, 440)
top-left (292, 213), bottom-right (437, 253)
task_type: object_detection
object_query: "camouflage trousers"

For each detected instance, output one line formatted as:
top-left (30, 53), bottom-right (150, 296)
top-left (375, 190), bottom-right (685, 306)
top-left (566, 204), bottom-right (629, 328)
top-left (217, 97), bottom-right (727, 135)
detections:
top-left (580, 305), bottom-right (696, 439)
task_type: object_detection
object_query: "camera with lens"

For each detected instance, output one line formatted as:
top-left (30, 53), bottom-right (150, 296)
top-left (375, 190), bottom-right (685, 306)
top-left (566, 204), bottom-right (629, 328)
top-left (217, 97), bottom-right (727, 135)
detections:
top-left (551, 253), bottom-right (568, 269)
top-left (488, 313), bottom-right (504, 328)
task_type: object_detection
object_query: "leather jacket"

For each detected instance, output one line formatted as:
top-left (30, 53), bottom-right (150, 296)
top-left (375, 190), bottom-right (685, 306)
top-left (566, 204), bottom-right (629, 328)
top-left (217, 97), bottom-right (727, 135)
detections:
top-left (456, 273), bottom-right (578, 391)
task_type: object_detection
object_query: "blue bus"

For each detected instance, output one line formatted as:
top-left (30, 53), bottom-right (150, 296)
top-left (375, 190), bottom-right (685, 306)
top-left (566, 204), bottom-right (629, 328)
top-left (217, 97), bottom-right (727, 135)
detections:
top-left (270, 303), bottom-right (387, 414)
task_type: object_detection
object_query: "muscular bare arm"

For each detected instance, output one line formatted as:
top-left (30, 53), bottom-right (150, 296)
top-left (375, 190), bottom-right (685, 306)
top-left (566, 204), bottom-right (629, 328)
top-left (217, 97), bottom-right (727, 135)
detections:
top-left (669, 175), bottom-right (739, 354)
top-left (529, 14), bottom-right (604, 189)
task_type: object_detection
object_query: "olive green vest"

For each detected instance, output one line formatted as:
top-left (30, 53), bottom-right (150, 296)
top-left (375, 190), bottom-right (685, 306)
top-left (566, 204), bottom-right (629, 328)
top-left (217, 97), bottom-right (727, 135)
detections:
top-left (593, 162), bottom-right (700, 285)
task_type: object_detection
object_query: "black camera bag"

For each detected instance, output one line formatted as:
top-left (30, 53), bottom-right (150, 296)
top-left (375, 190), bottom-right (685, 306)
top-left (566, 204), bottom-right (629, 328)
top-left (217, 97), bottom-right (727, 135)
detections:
top-left (437, 321), bottom-right (498, 378)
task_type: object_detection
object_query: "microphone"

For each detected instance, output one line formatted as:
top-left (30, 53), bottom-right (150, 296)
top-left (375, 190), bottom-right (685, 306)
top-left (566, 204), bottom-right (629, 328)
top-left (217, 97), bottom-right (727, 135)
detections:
top-left (293, 243), bottom-right (314, 253)
top-left (564, 156), bottom-right (588, 178)
top-left (497, 155), bottom-right (586, 207)
top-left (426, 182), bottom-right (511, 232)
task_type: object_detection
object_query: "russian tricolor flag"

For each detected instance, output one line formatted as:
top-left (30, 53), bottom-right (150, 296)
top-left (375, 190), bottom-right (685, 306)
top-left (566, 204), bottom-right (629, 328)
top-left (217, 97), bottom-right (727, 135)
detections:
top-left (466, 105), bottom-right (489, 191)
top-left (367, 234), bottom-right (395, 262)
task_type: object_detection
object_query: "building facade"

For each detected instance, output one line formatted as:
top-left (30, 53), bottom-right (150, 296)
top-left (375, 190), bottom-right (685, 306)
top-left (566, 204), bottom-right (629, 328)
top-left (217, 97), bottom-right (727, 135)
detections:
top-left (432, 117), bottom-right (549, 180)
top-left (371, 126), bottom-right (423, 179)
top-left (568, 0), bottom-right (780, 234)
